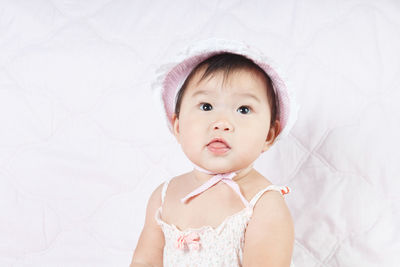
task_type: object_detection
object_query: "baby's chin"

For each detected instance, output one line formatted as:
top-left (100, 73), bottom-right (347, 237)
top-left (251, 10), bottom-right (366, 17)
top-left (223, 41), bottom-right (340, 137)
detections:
top-left (194, 160), bottom-right (243, 174)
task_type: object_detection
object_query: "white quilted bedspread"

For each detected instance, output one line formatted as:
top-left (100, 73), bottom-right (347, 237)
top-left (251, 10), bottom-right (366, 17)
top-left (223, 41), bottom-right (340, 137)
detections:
top-left (0, 0), bottom-right (399, 266)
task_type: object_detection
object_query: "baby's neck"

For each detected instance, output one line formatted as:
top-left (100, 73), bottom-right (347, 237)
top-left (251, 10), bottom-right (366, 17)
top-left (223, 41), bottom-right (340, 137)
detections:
top-left (192, 164), bottom-right (254, 185)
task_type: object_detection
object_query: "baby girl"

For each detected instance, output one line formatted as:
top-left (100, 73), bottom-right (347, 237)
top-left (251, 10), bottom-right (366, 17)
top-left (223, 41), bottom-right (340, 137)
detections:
top-left (130, 38), bottom-right (299, 267)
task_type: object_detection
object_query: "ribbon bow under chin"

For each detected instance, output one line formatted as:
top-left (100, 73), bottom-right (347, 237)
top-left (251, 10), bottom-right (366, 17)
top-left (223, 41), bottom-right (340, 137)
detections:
top-left (175, 232), bottom-right (201, 251)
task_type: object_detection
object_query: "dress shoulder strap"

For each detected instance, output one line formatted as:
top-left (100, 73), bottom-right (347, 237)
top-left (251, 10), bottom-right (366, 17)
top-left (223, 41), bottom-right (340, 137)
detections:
top-left (249, 184), bottom-right (291, 207)
top-left (160, 177), bottom-right (173, 205)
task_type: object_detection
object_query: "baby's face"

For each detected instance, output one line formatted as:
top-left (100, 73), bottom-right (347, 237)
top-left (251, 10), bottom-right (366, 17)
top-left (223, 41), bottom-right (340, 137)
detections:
top-left (172, 68), bottom-right (278, 173)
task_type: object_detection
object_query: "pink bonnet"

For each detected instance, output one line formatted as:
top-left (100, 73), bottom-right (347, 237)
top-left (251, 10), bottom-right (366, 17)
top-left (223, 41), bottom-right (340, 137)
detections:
top-left (152, 38), bottom-right (300, 143)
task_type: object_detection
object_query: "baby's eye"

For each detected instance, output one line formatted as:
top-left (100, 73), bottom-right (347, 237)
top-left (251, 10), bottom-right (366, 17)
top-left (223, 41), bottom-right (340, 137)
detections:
top-left (237, 105), bottom-right (251, 114)
top-left (200, 103), bottom-right (213, 111)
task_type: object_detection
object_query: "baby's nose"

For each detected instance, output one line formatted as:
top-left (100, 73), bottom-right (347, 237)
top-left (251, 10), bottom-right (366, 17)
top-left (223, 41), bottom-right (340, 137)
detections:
top-left (212, 120), bottom-right (233, 132)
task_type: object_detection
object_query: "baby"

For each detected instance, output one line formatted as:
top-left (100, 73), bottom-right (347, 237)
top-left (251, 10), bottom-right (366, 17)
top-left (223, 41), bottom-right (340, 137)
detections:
top-left (131, 39), bottom-right (298, 267)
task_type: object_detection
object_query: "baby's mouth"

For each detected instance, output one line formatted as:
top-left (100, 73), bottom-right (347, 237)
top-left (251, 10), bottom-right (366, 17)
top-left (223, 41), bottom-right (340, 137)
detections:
top-left (207, 138), bottom-right (230, 147)
top-left (207, 139), bottom-right (231, 155)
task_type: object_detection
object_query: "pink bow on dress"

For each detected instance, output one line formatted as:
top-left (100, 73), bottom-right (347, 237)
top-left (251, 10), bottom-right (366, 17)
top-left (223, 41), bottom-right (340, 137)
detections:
top-left (175, 232), bottom-right (201, 251)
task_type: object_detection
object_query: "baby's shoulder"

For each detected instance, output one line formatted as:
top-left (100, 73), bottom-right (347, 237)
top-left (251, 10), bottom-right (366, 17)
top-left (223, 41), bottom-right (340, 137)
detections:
top-left (162, 172), bottom-right (193, 198)
top-left (246, 173), bottom-right (290, 211)
top-left (242, 172), bottom-right (273, 200)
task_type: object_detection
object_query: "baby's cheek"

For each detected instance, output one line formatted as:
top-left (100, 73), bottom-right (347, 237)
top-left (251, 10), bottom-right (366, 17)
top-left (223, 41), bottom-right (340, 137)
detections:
top-left (180, 132), bottom-right (201, 153)
top-left (246, 135), bottom-right (267, 154)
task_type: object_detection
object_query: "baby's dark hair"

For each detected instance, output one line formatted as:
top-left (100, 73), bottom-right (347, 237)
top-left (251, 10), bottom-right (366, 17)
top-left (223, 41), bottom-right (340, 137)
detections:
top-left (174, 52), bottom-right (279, 128)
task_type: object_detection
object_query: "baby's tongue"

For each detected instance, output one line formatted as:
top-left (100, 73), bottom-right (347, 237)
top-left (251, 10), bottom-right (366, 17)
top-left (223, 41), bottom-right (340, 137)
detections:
top-left (208, 141), bottom-right (228, 148)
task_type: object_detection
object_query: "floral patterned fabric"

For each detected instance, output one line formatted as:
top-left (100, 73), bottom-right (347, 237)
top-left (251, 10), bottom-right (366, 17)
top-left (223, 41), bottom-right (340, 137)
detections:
top-left (154, 177), bottom-right (295, 267)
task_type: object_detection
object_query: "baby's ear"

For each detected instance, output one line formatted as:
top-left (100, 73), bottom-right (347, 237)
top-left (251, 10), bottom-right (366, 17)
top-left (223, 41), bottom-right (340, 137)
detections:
top-left (172, 113), bottom-right (180, 141)
top-left (262, 120), bottom-right (280, 153)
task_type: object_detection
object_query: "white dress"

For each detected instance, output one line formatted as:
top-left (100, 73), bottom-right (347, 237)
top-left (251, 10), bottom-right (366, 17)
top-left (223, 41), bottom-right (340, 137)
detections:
top-left (154, 177), bottom-right (295, 267)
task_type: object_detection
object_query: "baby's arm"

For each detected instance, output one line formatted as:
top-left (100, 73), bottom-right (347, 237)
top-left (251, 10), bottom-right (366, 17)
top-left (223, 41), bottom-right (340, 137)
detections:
top-left (130, 183), bottom-right (165, 267)
top-left (242, 191), bottom-right (295, 267)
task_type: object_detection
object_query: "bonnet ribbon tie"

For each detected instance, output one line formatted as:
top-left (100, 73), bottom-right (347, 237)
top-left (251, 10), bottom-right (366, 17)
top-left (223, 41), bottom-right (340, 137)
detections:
top-left (175, 232), bottom-right (201, 251)
top-left (180, 164), bottom-right (250, 208)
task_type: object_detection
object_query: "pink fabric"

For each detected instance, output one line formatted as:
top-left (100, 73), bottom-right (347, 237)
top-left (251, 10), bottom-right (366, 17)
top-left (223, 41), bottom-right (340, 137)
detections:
top-left (180, 163), bottom-right (250, 208)
top-left (175, 232), bottom-right (201, 251)
top-left (180, 172), bottom-right (250, 208)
